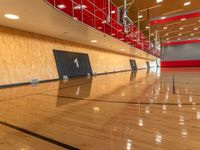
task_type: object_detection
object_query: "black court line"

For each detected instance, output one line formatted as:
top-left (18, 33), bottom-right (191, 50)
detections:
top-left (0, 81), bottom-right (91, 103)
top-left (0, 120), bottom-right (79, 150)
top-left (39, 93), bottom-right (200, 106)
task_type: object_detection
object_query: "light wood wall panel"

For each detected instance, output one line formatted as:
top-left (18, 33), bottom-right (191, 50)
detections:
top-left (0, 26), bottom-right (148, 86)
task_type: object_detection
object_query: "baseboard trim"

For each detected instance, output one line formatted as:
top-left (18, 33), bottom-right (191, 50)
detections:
top-left (95, 70), bottom-right (132, 76)
top-left (0, 69), bottom-right (147, 89)
top-left (0, 78), bottom-right (59, 89)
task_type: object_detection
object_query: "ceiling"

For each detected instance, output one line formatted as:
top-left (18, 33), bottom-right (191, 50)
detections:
top-left (112, 0), bottom-right (200, 43)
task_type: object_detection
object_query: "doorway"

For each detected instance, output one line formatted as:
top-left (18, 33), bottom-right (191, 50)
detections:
top-left (129, 59), bottom-right (137, 71)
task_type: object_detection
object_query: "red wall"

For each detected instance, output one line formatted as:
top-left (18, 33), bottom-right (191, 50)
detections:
top-left (161, 60), bottom-right (200, 67)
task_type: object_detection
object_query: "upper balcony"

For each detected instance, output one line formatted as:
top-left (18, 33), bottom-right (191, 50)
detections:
top-left (45, 0), bottom-right (160, 57)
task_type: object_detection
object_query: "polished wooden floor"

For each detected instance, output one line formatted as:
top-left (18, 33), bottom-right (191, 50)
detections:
top-left (0, 67), bottom-right (200, 150)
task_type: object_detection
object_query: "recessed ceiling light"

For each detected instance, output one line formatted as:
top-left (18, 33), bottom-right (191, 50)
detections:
top-left (102, 20), bottom-right (107, 24)
top-left (181, 18), bottom-right (186, 21)
top-left (73, 17), bottom-right (78, 20)
top-left (111, 10), bottom-right (115, 14)
top-left (179, 33), bottom-right (182, 36)
top-left (180, 27), bottom-right (184, 30)
top-left (166, 38), bottom-right (169, 40)
top-left (194, 27), bottom-right (198, 31)
top-left (91, 40), bottom-right (98, 43)
top-left (120, 49), bottom-right (125, 51)
top-left (82, 5), bottom-right (87, 9)
top-left (190, 33), bottom-right (194, 36)
top-left (165, 33), bottom-right (169, 36)
top-left (73, 5), bottom-right (87, 10)
top-left (163, 26), bottom-right (168, 29)
top-left (138, 15), bottom-right (143, 19)
top-left (184, 2), bottom-right (191, 6)
top-left (156, 0), bottom-right (163, 3)
top-left (57, 4), bottom-right (66, 9)
top-left (97, 27), bottom-right (102, 30)
top-left (161, 16), bottom-right (166, 20)
top-left (146, 26), bottom-right (150, 29)
top-left (4, 14), bottom-right (19, 20)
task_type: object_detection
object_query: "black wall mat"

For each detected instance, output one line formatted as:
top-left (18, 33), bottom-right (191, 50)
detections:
top-left (146, 61), bottom-right (150, 69)
top-left (129, 59), bottom-right (137, 71)
top-left (53, 50), bottom-right (93, 79)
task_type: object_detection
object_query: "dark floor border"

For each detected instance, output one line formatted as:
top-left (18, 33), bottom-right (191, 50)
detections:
top-left (39, 93), bottom-right (200, 106)
top-left (0, 70), bottom-right (134, 89)
top-left (0, 78), bottom-right (59, 89)
top-left (95, 69), bottom-right (132, 76)
top-left (0, 120), bottom-right (79, 150)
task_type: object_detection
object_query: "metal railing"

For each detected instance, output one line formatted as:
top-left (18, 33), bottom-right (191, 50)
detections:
top-left (45, 0), bottom-right (160, 57)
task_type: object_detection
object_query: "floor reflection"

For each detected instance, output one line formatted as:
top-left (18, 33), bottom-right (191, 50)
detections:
top-left (0, 68), bottom-right (200, 149)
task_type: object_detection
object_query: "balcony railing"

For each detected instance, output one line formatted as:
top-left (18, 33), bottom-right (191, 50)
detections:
top-left (45, 0), bottom-right (160, 57)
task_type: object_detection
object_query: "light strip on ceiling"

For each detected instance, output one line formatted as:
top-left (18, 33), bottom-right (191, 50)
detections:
top-left (162, 9), bottom-right (184, 16)
top-left (140, 4), bottom-right (161, 12)
top-left (166, 22), bottom-right (181, 27)
top-left (184, 2), bottom-right (191, 6)
top-left (182, 23), bottom-right (196, 27)
top-left (156, 0), bottom-right (163, 3)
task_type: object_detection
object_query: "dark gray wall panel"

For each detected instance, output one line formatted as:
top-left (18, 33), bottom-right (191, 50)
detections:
top-left (162, 43), bottom-right (200, 61)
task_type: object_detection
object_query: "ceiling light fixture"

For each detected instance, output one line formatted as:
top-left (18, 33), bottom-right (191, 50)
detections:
top-left (73, 5), bottom-right (87, 10)
top-left (57, 4), bottom-right (66, 9)
top-left (156, 0), bottom-right (163, 3)
top-left (180, 27), bottom-right (184, 30)
top-left (111, 10), bottom-right (115, 14)
top-left (73, 17), bottom-right (78, 20)
top-left (194, 27), bottom-right (198, 31)
top-left (161, 16), bottom-right (166, 20)
top-left (91, 40), bottom-right (98, 43)
top-left (97, 27), bottom-right (102, 30)
top-left (163, 27), bottom-right (168, 29)
top-left (181, 18), bottom-right (186, 21)
top-left (4, 14), bottom-right (20, 20)
top-left (184, 2), bottom-right (191, 6)
top-left (102, 20), bottom-right (107, 24)
top-left (138, 15), bottom-right (143, 19)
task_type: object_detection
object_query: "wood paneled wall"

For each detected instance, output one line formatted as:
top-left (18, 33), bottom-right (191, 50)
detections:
top-left (0, 26), bottom-right (148, 86)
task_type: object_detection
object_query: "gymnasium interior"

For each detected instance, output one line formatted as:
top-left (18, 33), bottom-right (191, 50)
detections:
top-left (0, 0), bottom-right (200, 149)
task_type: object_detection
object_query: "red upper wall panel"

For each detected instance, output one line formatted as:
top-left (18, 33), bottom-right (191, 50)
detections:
top-left (150, 11), bottom-right (200, 25)
top-left (162, 39), bottom-right (200, 47)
